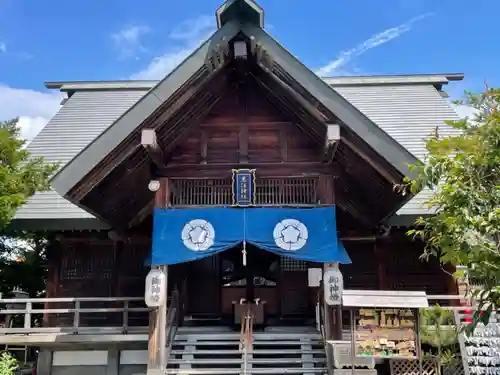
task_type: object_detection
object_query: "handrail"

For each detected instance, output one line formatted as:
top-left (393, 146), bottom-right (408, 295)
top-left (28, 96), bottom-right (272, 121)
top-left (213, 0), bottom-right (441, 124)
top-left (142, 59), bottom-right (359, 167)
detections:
top-left (239, 304), bottom-right (254, 375)
top-left (317, 292), bottom-right (333, 375)
top-left (0, 296), bottom-right (152, 334)
top-left (165, 289), bottom-right (180, 367)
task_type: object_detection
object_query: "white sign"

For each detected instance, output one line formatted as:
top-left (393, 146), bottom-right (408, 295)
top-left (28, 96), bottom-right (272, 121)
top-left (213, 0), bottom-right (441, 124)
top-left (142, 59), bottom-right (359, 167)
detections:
top-left (145, 268), bottom-right (167, 307)
top-left (308, 268), bottom-right (322, 287)
top-left (324, 268), bottom-right (343, 306)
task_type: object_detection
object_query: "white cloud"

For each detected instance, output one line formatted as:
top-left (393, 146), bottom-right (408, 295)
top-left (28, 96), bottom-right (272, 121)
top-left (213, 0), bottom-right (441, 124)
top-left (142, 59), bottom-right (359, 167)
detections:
top-left (0, 42), bottom-right (6, 53)
top-left (132, 15), bottom-right (215, 80)
top-left (0, 84), bottom-right (62, 141)
top-left (316, 13), bottom-right (434, 76)
top-left (112, 24), bottom-right (151, 59)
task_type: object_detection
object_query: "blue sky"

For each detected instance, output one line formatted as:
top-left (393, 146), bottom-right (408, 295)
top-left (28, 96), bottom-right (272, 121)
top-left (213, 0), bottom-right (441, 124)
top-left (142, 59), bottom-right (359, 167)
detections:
top-left (0, 0), bottom-right (497, 139)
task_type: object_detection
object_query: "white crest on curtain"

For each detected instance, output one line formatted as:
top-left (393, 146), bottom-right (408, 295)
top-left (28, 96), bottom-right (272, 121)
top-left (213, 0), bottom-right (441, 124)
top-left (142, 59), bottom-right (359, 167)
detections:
top-left (273, 219), bottom-right (308, 251)
top-left (181, 219), bottom-right (215, 251)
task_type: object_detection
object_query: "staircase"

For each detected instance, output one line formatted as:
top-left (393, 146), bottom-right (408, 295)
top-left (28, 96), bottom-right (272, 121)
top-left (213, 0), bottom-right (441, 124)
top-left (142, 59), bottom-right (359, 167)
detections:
top-left (165, 326), bottom-right (327, 375)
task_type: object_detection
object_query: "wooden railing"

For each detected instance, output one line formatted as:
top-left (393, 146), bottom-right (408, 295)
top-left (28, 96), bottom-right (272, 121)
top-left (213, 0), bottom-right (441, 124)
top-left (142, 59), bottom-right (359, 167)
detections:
top-left (317, 296), bottom-right (334, 375)
top-left (0, 296), bottom-right (152, 335)
top-left (170, 177), bottom-right (319, 207)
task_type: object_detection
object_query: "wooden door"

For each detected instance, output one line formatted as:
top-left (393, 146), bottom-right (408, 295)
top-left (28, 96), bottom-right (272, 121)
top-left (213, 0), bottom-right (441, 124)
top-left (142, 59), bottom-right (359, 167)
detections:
top-left (187, 255), bottom-right (221, 317)
top-left (279, 257), bottom-right (310, 320)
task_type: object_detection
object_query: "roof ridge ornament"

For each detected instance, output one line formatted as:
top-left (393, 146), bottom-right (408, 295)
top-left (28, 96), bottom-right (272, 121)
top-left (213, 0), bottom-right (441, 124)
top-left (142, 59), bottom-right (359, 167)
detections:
top-left (216, 0), bottom-right (264, 29)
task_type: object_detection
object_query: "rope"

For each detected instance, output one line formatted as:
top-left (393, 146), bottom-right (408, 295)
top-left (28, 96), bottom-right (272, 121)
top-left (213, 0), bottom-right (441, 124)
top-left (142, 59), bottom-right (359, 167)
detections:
top-left (242, 208), bottom-right (247, 266)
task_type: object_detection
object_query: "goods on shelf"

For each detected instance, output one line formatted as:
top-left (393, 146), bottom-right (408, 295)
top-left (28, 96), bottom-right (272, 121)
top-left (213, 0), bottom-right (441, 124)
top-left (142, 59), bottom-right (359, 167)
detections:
top-left (355, 308), bottom-right (417, 358)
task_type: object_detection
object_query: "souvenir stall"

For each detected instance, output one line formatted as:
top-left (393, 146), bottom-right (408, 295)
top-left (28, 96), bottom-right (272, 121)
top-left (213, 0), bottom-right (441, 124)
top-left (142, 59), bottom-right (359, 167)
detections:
top-left (338, 290), bottom-right (430, 375)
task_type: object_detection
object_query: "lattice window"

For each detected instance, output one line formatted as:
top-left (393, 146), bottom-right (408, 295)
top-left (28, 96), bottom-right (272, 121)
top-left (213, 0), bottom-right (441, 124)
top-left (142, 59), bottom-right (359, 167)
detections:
top-left (170, 177), bottom-right (318, 206)
top-left (280, 256), bottom-right (308, 271)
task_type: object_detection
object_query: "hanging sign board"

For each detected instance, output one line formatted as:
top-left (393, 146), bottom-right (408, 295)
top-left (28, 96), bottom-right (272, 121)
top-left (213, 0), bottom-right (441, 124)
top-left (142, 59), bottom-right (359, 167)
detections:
top-left (324, 267), bottom-right (343, 306)
top-left (231, 169), bottom-right (256, 207)
top-left (144, 268), bottom-right (167, 307)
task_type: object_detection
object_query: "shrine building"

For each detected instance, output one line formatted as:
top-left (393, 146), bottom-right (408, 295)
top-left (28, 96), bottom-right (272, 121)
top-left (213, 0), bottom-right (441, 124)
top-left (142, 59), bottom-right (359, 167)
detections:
top-left (0, 1), bottom-right (466, 374)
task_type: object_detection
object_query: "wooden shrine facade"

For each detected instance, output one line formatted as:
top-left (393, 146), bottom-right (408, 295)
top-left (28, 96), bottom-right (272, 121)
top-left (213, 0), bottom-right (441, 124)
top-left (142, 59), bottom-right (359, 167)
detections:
top-left (42, 72), bottom-right (456, 329)
top-left (5, 0), bottom-right (460, 342)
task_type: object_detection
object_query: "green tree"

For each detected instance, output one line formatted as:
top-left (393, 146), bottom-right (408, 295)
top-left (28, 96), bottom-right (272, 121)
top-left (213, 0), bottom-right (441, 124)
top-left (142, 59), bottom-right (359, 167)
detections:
top-left (0, 233), bottom-right (49, 299)
top-left (0, 118), bottom-right (57, 299)
top-left (0, 118), bottom-right (57, 229)
top-left (403, 86), bottom-right (500, 326)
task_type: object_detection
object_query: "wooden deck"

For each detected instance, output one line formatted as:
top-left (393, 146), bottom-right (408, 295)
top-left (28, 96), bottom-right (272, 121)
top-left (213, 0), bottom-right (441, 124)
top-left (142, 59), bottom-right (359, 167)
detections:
top-left (0, 293), bottom-right (472, 346)
top-left (0, 296), bottom-right (151, 345)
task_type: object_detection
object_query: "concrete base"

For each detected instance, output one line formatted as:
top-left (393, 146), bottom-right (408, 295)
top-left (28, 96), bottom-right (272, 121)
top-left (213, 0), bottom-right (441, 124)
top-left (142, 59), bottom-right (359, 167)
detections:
top-left (37, 346), bottom-right (149, 375)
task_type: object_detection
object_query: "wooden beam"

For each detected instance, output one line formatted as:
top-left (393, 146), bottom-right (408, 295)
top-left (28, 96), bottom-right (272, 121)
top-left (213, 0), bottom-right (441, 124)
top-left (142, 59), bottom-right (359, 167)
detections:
top-left (238, 83), bottom-right (249, 164)
top-left (375, 242), bottom-right (387, 289)
top-left (142, 129), bottom-right (166, 168)
top-left (249, 71), bottom-right (325, 145)
top-left (156, 162), bottom-right (339, 178)
top-left (147, 179), bottom-right (170, 375)
top-left (279, 126), bottom-right (288, 162)
top-left (324, 124), bottom-right (340, 163)
top-left (341, 137), bottom-right (398, 184)
top-left (254, 64), bottom-right (330, 124)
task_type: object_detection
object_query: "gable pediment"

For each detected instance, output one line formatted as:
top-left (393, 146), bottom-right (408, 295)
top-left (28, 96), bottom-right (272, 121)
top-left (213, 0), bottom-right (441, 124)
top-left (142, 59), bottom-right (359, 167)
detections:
top-left (45, 0), bottom-right (423, 228)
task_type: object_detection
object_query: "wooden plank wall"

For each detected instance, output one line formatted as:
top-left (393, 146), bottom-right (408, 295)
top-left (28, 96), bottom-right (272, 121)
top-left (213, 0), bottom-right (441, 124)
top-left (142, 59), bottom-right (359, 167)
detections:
top-left (45, 231), bottom-right (453, 327)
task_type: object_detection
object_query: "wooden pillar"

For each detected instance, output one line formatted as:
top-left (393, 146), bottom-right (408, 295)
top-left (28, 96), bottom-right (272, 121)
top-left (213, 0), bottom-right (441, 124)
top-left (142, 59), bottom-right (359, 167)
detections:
top-left (147, 178), bottom-right (170, 375)
top-left (444, 263), bottom-right (460, 306)
top-left (319, 175), bottom-right (342, 340)
top-left (44, 238), bottom-right (60, 327)
top-left (375, 241), bottom-right (387, 290)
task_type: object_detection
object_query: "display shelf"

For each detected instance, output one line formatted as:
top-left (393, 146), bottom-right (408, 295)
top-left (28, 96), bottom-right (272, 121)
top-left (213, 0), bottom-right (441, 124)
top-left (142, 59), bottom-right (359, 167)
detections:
top-left (355, 308), bottom-right (418, 358)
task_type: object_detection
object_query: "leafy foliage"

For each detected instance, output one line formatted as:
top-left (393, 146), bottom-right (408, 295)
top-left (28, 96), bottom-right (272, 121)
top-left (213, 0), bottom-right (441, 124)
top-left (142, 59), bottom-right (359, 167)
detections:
top-left (401, 86), bottom-right (500, 324)
top-left (0, 352), bottom-right (18, 375)
top-left (0, 233), bottom-right (48, 299)
top-left (420, 305), bottom-right (459, 366)
top-left (0, 118), bottom-right (57, 229)
top-left (0, 118), bottom-right (55, 305)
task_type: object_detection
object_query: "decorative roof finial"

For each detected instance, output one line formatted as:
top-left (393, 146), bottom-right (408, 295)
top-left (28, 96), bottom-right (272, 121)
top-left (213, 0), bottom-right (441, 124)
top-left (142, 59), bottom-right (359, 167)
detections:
top-left (216, 0), bottom-right (264, 29)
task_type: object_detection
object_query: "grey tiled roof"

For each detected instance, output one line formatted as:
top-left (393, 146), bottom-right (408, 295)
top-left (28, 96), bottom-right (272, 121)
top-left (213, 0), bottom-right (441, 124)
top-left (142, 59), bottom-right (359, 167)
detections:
top-left (13, 78), bottom-right (460, 224)
top-left (14, 90), bottom-right (146, 221)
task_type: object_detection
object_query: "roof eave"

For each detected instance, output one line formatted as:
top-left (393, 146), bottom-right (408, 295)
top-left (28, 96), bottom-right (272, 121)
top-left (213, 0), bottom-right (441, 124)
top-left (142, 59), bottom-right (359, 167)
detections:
top-left (241, 22), bottom-right (419, 179)
top-left (8, 218), bottom-right (111, 231)
top-left (51, 20), bottom-right (241, 198)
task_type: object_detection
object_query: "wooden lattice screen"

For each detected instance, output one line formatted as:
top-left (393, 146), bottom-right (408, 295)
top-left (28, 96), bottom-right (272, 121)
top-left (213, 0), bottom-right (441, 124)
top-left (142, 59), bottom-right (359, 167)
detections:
top-left (385, 240), bottom-right (449, 297)
top-left (170, 177), bottom-right (319, 206)
top-left (389, 359), bottom-right (439, 375)
top-left (55, 237), bottom-right (150, 327)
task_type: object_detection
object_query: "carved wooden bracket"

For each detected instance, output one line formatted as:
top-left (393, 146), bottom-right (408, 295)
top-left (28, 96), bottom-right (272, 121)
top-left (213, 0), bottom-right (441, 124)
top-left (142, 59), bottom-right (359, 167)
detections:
top-left (324, 124), bottom-right (340, 163)
top-left (141, 129), bottom-right (166, 168)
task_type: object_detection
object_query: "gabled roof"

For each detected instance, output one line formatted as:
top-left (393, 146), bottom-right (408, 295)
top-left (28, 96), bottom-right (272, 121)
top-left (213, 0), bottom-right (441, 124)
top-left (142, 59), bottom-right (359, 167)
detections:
top-left (13, 75), bottom-right (461, 229)
top-left (51, 8), bottom-right (418, 200)
top-left (13, 0), bottom-right (463, 229)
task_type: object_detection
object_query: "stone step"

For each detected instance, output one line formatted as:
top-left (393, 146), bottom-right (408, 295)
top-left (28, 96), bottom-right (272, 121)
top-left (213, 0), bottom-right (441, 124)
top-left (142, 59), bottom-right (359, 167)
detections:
top-left (168, 358), bottom-right (326, 365)
top-left (170, 349), bottom-right (325, 355)
top-left (175, 333), bottom-right (322, 341)
top-left (173, 340), bottom-right (323, 346)
top-left (164, 368), bottom-right (327, 374)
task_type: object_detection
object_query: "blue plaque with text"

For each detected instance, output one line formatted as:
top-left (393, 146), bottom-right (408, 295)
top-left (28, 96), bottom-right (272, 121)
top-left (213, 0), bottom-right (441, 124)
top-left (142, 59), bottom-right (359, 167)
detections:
top-left (231, 169), bottom-right (256, 206)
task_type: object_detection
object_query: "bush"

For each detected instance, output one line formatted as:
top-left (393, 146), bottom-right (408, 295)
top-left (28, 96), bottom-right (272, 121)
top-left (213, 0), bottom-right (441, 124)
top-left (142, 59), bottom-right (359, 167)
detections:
top-left (0, 352), bottom-right (18, 375)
